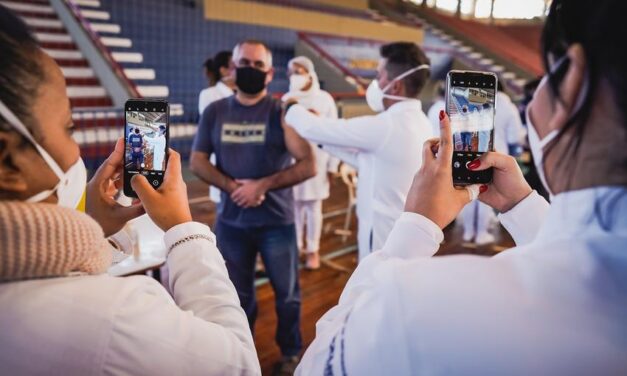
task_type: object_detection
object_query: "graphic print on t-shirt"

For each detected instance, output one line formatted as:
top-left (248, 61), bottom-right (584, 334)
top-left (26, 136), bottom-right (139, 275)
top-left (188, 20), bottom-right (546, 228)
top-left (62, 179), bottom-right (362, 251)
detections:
top-left (221, 123), bottom-right (266, 144)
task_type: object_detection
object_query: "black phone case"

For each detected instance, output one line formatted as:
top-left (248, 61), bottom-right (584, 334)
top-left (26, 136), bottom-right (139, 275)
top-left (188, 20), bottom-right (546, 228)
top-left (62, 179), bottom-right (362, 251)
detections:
top-left (445, 71), bottom-right (496, 186)
top-left (123, 99), bottom-right (169, 198)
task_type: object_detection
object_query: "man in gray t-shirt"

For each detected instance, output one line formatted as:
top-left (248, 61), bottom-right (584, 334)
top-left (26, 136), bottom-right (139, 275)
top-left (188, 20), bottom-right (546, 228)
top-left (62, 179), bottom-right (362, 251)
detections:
top-left (190, 40), bottom-right (315, 371)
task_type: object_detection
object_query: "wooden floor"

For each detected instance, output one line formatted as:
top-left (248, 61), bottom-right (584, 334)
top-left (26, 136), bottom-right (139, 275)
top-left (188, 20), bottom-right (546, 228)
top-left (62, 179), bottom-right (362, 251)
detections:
top-left (187, 176), bottom-right (514, 375)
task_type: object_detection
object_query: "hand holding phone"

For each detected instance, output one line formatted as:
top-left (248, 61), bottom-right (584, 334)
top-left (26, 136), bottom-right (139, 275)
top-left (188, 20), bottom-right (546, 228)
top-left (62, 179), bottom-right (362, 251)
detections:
top-left (404, 111), bottom-right (484, 229)
top-left (123, 99), bottom-right (169, 198)
top-left (445, 71), bottom-right (497, 185)
top-left (130, 149), bottom-right (192, 231)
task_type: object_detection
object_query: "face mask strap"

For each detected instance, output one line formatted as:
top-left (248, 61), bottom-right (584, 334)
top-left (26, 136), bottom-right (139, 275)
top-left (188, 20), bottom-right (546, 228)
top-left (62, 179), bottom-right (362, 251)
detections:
top-left (0, 99), bottom-right (65, 180)
top-left (381, 64), bottom-right (430, 93)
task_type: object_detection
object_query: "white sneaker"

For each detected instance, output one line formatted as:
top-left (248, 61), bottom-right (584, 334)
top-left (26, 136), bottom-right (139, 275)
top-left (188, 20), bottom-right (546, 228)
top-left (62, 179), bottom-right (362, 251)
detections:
top-left (475, 232), bottom-right (496, 245)
top-left (462, 231), bottom-right (475, 242)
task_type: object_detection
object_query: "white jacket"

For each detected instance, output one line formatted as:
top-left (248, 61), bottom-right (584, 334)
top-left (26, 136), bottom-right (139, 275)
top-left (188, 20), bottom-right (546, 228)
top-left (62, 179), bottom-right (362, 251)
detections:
top-left (286, 100), bottom-right (433, 260)
top-left (284, 89), bottom-right (339, 201)
top-left (0, 222), bottom-right (260, 375)
top-left (297, 187), bottom-right (627, 375)
top-left (494, 91), bottom-right (526, 153)
top-left (198, 81), bottom-right (234, 115)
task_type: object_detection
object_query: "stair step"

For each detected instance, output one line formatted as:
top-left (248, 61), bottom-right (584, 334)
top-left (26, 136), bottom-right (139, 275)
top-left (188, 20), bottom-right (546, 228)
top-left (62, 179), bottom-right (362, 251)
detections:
top-left (74, 0), bottom-right (101, 7)
top-left (35, 32), bottom-right (72, 43)
top-left (31, 26), bottom-right (68, 33)
top-left (0, 1), bottom-right (54, 14)
top-left (137, 86), bottom-right (169, 98)
top-left (111, 52), bottom-right (143, 63)
top-left (9, 10), bottom-right (58, 19)
top-left (78, 9), bottom-right (110, 20)
top-left (43, 48), bottom-right (83, 60)
top-left (61, 67), bottom-right (94, 78)
top-left (15, 0), bottom-right (53, 4)
top-left (124, 68), bottom-right (155, 80)
top-left (100, 37), bottom-right (131, 48)
top-left (22, 17), bottom-right (62, 29)
top-left (66, 77), bottom-right (100, 86)
top-left (90, 23), bottom-right (120, 34)
top-left (55, 59), bottom-right (90, 67)
top-left (40, 41), bottom-right (77, 50)
top-left (67, 86), bottom-right (108, 98)
top-left (70, 97), bottom-right (113, 108)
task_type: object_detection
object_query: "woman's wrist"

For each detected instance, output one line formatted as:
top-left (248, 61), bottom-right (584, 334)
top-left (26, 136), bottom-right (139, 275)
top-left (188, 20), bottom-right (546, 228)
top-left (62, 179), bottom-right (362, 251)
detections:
top-left (499, 187), bottom-right (534, 213)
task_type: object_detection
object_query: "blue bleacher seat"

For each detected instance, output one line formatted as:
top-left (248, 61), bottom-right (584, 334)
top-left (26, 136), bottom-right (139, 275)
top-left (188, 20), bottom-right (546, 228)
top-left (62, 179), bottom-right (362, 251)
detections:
top-left (99, 0), bottom-right (296, 122)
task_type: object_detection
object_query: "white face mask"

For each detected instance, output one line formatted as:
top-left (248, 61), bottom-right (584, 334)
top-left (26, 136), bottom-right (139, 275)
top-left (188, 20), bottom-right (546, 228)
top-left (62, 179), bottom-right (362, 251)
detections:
top-left (0, 100), bottom-right (86, 209)
top-left (365, 64), bottom-right (430, 113)
top-left (526, 101), bottom-right (558, 199)
top-left (289, 74), bottom-right (310, 92)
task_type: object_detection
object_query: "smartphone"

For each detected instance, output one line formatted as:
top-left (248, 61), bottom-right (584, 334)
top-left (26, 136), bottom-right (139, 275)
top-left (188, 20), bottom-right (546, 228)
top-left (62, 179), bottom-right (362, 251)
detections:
top-left (123, 99), bottom-right (169, 198)
top-left (445, 70), bottom-right (497, 185)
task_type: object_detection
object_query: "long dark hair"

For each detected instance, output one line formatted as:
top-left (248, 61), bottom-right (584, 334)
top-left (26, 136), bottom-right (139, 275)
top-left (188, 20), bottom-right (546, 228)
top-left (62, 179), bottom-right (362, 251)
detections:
top-left (541, 0), bottom-right (627, 229)
top-left (203, 51), bottom-right (232, 86)
top-left (541, 0), bottom-right (627, 161)
top-left (0, 5), bottom-right (44, 136)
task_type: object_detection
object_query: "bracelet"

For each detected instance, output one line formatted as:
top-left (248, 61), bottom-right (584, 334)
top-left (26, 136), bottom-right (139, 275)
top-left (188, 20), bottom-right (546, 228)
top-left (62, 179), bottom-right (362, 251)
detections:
top-left (168, 234), bottom-right (215, 254)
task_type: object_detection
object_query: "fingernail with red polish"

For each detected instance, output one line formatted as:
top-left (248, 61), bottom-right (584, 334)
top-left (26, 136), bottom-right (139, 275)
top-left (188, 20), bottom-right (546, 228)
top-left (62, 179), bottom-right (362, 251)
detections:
top-left (467, 159), bottom-right (481, 170)
top-left (480, 185), bottom-right (488, 193)
top-left (439, 110), bottom-right (445, 120)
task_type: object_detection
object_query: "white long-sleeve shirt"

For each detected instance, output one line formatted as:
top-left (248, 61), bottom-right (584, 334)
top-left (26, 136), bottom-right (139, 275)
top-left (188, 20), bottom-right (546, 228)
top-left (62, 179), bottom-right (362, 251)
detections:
top-left (0, 222), bottom-right (260, 375)
top-left (283, 89), bottom-right (340, 201)
top-left (297, 187), bottom-right (627, 375)
top-left (286, 100), bottom-right (433, 260)
top-left (494, 91), bottom-right (526, 153)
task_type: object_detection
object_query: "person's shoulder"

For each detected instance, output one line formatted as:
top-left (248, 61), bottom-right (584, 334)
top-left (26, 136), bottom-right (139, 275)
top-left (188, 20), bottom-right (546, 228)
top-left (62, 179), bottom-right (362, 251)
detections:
top-left (318, 90), bottom-right (335, 103)
top-left (202, 96), bottom-right (231, 120)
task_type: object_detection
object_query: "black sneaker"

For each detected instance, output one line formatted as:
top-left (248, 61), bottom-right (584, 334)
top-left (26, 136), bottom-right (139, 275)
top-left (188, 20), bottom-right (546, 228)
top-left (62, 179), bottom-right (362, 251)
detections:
top-left (272, 355), bottom-right (300, 376)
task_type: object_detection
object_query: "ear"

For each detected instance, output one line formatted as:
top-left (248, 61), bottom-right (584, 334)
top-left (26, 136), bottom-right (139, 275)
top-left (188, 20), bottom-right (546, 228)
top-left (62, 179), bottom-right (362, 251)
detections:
top-left (391, 79), bottom-right (406, 97)
top-left (553, 44), bottom-right (587, 128)
top-left (266, 67), bottom-right (275, 84)
top-left (219, 66), bottom-right (230, 78)
top-left (0, 130), bottom-right (29, 194)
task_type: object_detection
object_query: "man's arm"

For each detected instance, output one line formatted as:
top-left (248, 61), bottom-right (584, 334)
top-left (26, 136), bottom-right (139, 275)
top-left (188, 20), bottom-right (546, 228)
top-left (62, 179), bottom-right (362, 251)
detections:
top-left (285, 103), bottom-right (388, 152)
top-left (189, 103), bottom-right (240, 195)
top-left (231, 124), bottom-right (316, 208)
top-left (189, 151), bottom-right (238, 194)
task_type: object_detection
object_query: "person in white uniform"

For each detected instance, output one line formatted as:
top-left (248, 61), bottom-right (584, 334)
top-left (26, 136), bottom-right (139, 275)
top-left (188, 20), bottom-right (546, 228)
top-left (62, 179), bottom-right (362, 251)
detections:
top-left (147, 124), bottom-right (167, 171)
top-left (283, 56), bottom-right (339, 270)
top-left (0, 13), bottom-right (259, 375)
top-left (198, 50), bottom-right (235, 203)
top-left (296, 1), bottom-right (627, 373)
top-left (285, 42), bottom-right (433, 261)
top-left (460, 87), bottom-right (527, 244)
top-left (427, 80), bottom-right (445, 137)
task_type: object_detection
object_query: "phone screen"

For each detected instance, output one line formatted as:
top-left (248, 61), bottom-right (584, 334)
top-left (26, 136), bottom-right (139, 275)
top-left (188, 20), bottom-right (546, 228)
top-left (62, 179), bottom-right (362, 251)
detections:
top-left (124, 100), bottom-right (169, 197)
top-left (446, 71), bottom-right (496, 185)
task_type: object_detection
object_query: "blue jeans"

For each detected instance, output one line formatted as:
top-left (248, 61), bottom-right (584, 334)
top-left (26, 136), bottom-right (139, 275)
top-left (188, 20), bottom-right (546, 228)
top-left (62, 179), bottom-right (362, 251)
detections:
top-left (215, 220), bottom-right (302, 356)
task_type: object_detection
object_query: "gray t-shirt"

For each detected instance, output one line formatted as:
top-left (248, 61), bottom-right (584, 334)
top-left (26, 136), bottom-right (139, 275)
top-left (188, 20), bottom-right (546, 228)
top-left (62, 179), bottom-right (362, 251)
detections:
top-left (192, 95), bottom-right (294, 227)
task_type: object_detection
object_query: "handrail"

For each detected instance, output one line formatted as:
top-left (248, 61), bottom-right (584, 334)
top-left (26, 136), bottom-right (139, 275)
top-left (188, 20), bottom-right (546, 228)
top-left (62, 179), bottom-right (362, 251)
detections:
top-left (62, 0), bottom-right (141, 98)
top-left (298, 32), bottom-right (368, 90)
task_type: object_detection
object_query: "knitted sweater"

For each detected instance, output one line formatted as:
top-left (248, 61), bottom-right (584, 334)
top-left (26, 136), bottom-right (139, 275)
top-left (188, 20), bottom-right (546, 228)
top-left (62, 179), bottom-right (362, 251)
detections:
top-left (0, 201), bottom-right (111, 282)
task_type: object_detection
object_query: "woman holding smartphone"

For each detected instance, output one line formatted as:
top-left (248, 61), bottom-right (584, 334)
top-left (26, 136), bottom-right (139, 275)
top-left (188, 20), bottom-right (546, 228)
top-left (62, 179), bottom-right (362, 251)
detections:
top-left (0, 7), bottom-right (259, 375)
top-left (297, 0), bottom-right (627, 374)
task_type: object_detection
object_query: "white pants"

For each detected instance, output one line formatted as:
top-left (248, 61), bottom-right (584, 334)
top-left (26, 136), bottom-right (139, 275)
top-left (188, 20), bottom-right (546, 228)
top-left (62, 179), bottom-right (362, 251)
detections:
top-left (461, 200), bottom-right (495, 236)
top-left (294, 199), bottom-right (323, 253)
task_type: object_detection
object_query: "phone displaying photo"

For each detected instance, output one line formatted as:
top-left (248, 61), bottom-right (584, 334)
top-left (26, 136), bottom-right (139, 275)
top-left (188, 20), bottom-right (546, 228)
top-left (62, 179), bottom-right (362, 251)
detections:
top-left (123, 99), bottom-right (169, 198)
top-left (445, 70), bottom-right (497, 185)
